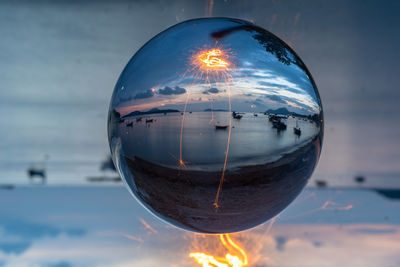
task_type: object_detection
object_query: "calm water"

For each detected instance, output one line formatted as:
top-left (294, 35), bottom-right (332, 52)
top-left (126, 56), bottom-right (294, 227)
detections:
top-left (119, 112), bottom-right (319, 170)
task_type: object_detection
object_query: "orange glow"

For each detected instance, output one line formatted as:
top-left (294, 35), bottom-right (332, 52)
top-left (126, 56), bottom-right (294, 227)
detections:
top-left (197, 49), bottom-right (229, 69)
top-left (189, 234), bottom-right (248, 267)
top-left (187, 47), bottom-right (234, 209)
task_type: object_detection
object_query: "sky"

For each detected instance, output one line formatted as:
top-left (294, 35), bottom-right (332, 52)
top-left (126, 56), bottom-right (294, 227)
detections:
top-left (0, 0), bottom-right (399, 186)
top-left (0, 186), bottom-right (399, 266)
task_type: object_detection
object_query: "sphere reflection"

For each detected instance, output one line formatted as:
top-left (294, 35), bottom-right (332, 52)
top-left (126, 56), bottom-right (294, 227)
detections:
top-left (108, 18), bottom-right (323, 233)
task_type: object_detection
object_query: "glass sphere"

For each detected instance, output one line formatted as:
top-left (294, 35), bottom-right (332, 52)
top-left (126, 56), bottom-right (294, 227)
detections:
top-left (108, 18), bottom-right (323, 233)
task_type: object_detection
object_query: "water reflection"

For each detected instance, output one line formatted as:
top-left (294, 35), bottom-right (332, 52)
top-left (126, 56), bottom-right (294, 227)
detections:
top-left (108, 18), bottom-right (323, 233)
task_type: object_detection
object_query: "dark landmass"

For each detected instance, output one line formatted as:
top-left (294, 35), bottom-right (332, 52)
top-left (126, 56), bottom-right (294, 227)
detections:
top-left (266, 107), bottom-right (306, 117)
top-left (204, 108), bottom-right (228, 112)
top-left (122, 108), bottom-right (180, 118)
top-left (266, 108), bottom-right (321, 124)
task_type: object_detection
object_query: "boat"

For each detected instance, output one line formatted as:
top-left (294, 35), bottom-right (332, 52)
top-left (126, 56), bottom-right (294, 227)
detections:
top-left (293, 120), bottom-right (301, 136)
top-left (126, 121), bottom-right (133, 127)
top-left (145, 118), bottom-right (154, 123)
top-left (27, 167), bottom-right (46, 178)
top-left (232, 111), bottom-right (243, 119)
top-left (293, 127), bottom-right (301, 136)
top-left (136, 117), bottom-right (142, 122)
top-left (272, 120), bottom-right (287, 131)
top-left (215, 125), bottom-right (228, 130)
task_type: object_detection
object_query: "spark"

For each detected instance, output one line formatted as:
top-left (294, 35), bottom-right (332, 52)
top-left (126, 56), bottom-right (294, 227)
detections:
top-left (179, 90), bottom-right (191, 166)
top-left (139, 218), bottom-right (158, 234)
top-left (213, 83), bottom-right (232, 209)
top-left (284, 200), bottom-right (353, 220)
top-left (189, 234), bottom-right (248, 267)
top-left (198, 49), bottom-right (229, 69)
top-left (121, 233), bottom-right (143, 243)
top-left (206, 0), bottom-right (214, 17)
top-left (180, 47), bottom-right (234, 209)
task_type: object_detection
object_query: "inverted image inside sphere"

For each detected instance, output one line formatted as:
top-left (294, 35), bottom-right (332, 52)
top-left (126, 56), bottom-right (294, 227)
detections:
top-left (108, 17), bottom-right (323, 233)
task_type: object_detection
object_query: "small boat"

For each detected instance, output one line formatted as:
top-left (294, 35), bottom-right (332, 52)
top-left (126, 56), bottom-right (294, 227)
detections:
top-left (136, 117), bottom-right (142, 122)
top-left (272, 121), bottom-right (287, 131)
top-left (293, 120), bottom-right (301, 136)
top-left (232, 111), bottom-right (243, 119)
top-left (27, 167), bottom-right (46, 179)
top-left (126, 121), bottom-right (133, 127)
top-left (145, 118), bottom-right (154, 123)
top-left (215, 125), bottom-right (228, 130)
top-left (315, 180), bottom-right (327, 188)
top-left (254, 113), bottom-right (258, 117)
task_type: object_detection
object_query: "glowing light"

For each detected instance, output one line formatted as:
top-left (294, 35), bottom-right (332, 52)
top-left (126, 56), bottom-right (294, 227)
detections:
top-left (197, 49), bottom-right (229, 69)
top-left (189, 234), bottom-right (248, 267)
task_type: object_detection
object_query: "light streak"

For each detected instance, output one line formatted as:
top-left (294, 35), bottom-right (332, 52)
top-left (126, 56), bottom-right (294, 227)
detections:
top-left (139, 217), bottom-right (158, 234)
top-left (189, 234), bottom-right (248, 267)
top-left (121, 233), bottom-right (143, 243)
top-left (179, 90), bottom-right (191, 167)
top-left (181, 47), bottom-right (234, 209)
top-left (213, 83), bottom-right (231, 209)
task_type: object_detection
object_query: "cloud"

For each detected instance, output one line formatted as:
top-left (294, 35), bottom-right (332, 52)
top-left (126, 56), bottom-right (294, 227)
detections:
top-left (202, 87), bottom-right (220, 94)
top-left (0, 220), bottom-right (86, 255)
top-left (275, 236), bottom-right (288, 251)
top-left (65, 228), bottom-right (87, 237)
top-left (158, 86), bottom-right (186, 95)
top-left (2, 220), bottom-right (61, 239)
top-left (265, 94), bottom-right (288, 104)
top-left (0, 242), bottom-right (31, 255)
top-left (258, 80), bottom-right (302, 94)
top-left (134, 89), bottom-right (154, 99)
top-left (46, 261), bottom-right (72, 267)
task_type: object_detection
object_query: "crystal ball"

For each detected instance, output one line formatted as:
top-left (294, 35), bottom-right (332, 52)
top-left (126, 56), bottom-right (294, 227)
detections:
top-left (108, 18), bottom-right (323, 233)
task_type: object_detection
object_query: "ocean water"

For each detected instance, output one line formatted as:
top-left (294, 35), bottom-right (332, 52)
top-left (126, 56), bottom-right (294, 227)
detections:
top-left (118, 112), bottom-right (319, 170)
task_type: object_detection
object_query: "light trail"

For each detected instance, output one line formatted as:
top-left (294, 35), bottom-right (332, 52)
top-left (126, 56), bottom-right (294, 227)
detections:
top-left (185, 47), bottom-right (234, 209)
top-left (213, 83), bottom-right (232, 209)
top-left (179, 90), bottom-right (191, 167)
top-left (189, 234), bottom-right (248, 267)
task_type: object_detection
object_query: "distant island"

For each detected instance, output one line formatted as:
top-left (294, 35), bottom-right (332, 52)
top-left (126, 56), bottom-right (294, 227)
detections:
top-left (204, 108), bottom-right (228, 112)
top-left (266, 107), bottom-right (321, 124)
top-left (122, 108), bottom-right (180, 118)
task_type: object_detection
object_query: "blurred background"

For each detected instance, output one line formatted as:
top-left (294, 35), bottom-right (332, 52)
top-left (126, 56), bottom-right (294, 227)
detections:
top-left (1, 0), bottom-right (399, 188)
top-left (0, 1), bottom-right (399, 266)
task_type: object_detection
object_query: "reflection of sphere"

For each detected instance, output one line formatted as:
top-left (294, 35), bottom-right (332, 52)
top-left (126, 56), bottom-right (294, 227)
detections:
top-left (108, 18), bottom-right (323, 233)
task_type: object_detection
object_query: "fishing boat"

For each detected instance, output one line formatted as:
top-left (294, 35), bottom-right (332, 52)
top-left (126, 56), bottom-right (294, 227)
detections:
top-left (272, 120), bottom-right (287, 131)
top-left (293, 120), bottom-right (301, 136)
top-left (145, 118), bottom-right (154, 123)
top-left (232, 111), bottom-right (243, 119)
top-left (294, 127), bottom-right (301, 136)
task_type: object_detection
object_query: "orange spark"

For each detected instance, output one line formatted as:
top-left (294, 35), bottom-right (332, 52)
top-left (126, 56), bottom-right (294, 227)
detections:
top-left (189, 234), bottom-right (248, 267)
top-left (121, 233), bottom-right (144, 243)
top-left (197, 49), bottom-right (229, 69)
top-left (213, 82), bottom-right (232, 209)
top-left (180, 47), bottom-right (234, 208)
top-left (139, 218), bottom-right (158, 234)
